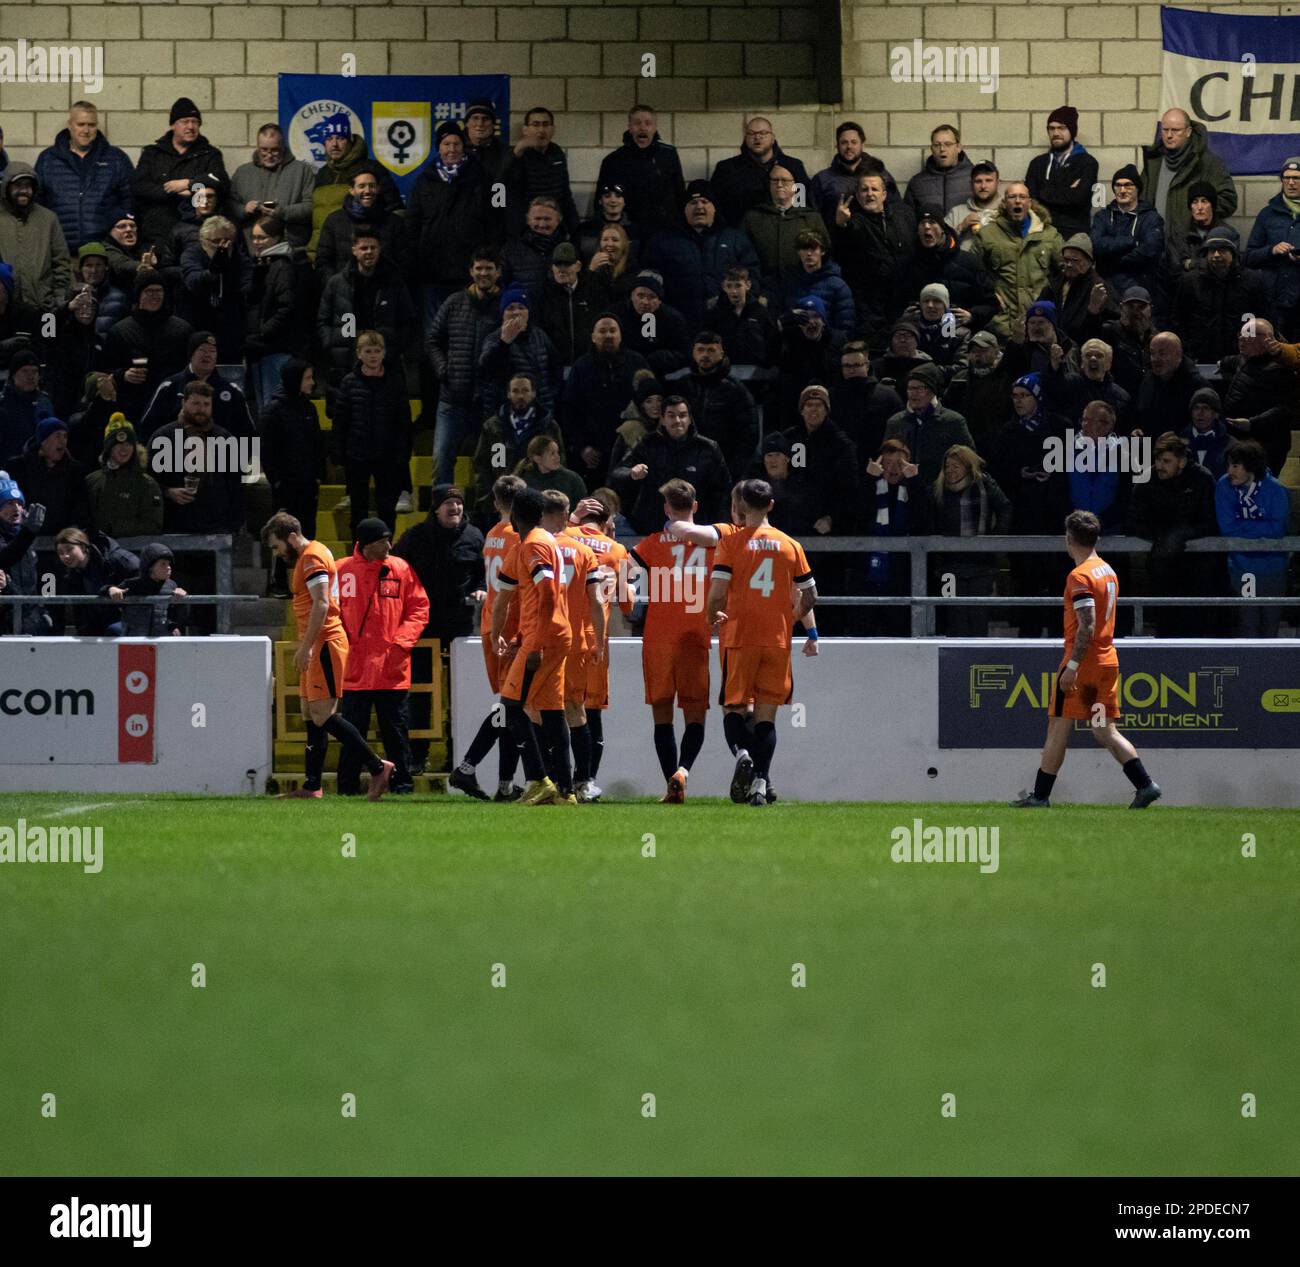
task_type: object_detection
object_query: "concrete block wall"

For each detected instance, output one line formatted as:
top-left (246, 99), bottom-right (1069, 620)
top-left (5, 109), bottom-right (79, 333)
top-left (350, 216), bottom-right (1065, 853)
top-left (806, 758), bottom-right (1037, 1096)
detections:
top-left (0, 0), bottom-right (1289, 234)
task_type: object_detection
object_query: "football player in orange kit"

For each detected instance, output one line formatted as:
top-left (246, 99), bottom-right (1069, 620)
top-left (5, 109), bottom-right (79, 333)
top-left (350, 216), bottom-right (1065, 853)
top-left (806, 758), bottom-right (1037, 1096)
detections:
top-left (449, 474), bottom-right (527, 802)
top-left (563, 488), bottom-right (632, 801)
top-left (490, 487), bottom-right (574, 806)
top-left (262, 511), bottom-right (394, 799)
top-left (707, 479), bottom-right (818, 807)
top-left (540, 491), bottom-right (606, 802)
top-left (1011, 510), bottom-right (1161, 808)
top-left (630, 478), bottom-right (723, 803)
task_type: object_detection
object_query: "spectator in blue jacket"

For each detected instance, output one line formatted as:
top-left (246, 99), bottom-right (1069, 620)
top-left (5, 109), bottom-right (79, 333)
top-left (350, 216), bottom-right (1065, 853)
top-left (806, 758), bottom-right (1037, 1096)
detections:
top-left (1066, 400), bottom-right (1131, 532)
top-left (1214, 438), bottom-right (1291, 636)
top-left (36, 102), bottom-right (134, 253)
top-left (1244, 156), bottom-right (1300, 341)
top-left (771, 230), bottom-right (855, 335)
top-left (1090, 166), bottom-right (1165, 297)
top-left (641, 180), bottom-right (760, 332)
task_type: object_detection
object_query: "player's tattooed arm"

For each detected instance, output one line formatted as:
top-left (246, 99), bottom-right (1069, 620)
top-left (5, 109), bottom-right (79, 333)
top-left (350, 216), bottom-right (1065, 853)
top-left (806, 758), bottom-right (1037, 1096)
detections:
top-left (1061, 603), bottom-right (1094, 688)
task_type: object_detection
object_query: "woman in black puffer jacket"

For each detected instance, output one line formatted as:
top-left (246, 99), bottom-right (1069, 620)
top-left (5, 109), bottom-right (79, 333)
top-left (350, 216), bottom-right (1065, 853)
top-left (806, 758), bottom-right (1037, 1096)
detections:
top-left (328, 332), bottom-right (411, 542)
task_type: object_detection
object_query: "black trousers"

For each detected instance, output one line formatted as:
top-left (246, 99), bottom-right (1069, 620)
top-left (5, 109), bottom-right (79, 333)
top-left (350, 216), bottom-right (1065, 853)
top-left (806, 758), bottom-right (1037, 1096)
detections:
top-left (336, 690), bottom-right (414, 794)
top-left (344, 460), bottom-right (404, 542)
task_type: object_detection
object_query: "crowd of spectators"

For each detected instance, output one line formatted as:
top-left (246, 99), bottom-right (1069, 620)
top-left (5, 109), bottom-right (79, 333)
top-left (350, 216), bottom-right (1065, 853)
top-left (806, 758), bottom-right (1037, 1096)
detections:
top-left (0, 95), bottom-right (1297, 639)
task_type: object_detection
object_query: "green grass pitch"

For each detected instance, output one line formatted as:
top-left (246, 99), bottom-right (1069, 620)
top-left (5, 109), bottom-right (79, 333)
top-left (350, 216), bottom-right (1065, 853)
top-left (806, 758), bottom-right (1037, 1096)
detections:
top-left (1, 793), bottom-right (1297, 1177)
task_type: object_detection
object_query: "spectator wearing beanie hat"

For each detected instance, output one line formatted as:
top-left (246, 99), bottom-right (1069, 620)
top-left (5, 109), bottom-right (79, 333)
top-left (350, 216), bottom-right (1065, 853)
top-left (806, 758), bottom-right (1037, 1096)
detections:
top-left (1024, 106), bottom-right (1099, 239)
top-left (1164, 180), bottom-right (1240, 288)
top-left (611, 269), bottom-right (692, 377)
top-left (608, 371), bottom-right (664, 480)
top-left (1180, 385), bottom-right (1231, 479)
top-left (1089, 165), bottom-right (1166, 298)
top-left (1172, 233), bottom-right (1271, 364)
top-left (72, 241), bottom-right (128, 336)
top-left (139, 329), bottom-right (255, 442)
top-left (883, 361), bottom-right (975, 484)
top-left (464, 99), bottom-right (509, 184)
top-left (478, 282), bottom-right (563, 420)
top-left (1140, 109), bottom-right (1238, 244)
top-left (405, 117), bottom-right (501, 338)
top-left (131, 98), bottom-right (230, 253)
top-left (0, 471), bottom-right (50, 635)
top-left (0, 348), bottom-right (55, 458)
top-left (0, 160), bottom-right (74, 313)
top-left (85, 413), bottom-right (163, 539)
top-left (640, 178), bottom-right (760, 330)
top-left (6, 416), bottom-right (88, 537)
top-left (779, 382), bottom-right (860, 538)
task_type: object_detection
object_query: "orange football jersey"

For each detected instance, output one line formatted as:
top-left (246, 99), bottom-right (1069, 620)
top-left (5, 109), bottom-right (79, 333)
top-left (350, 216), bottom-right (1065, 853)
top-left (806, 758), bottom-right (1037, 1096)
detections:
top-left (712, 524), bottom-right (814, 650)
top-left (1063, 554), bottom-right (1119, 668)
top-left (630, 530), bottom-right (716, 647)
top-left (482, 519), bottom-right (520, 640)
top-left (291, 539), bottom-right (345, 644)
top-left (555, 533), bottom-right (601, 649)
top-left (499, 528), bottom-right (571, 651)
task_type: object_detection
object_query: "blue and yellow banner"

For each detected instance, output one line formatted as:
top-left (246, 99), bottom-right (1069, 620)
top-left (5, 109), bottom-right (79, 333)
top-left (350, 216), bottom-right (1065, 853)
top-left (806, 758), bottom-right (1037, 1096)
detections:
top-left (278, 74), bottom-right (510, 198)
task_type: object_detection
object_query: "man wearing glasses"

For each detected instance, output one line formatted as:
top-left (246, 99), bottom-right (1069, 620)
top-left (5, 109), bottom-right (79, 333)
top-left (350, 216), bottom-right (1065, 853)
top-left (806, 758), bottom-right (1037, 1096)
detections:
top-left (1139, 107), bottom-right (1237, 242)
top-left (904, 124), bottom-right (974, 220)
top-left (710, 116), bottom-right (812, 231)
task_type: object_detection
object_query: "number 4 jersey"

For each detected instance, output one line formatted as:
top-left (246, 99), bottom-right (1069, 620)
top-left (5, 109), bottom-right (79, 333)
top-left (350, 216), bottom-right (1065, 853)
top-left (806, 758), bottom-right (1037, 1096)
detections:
top-left (712, 524), bottom-right (815, 649)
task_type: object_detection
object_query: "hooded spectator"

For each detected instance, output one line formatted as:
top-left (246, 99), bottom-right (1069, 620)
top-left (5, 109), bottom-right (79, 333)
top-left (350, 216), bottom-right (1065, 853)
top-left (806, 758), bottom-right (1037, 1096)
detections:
top-left (6, 414), bottom-right (87, 536)
top-left (131, 99), bottom-right (231, 252)
top-left (36, 102), bottom-right (134, 253)
top-left (642, 180), bottom-right (760, 331)
top-left (904, 124), bottom-right (975, 219)
top-left (595, 106), bottom-right (685, 240)
top-left (709, 117), bottom-right (813, 230)
top-left (1024, 107), bottom-right (1099, 239)
top-left (71, 241), bottom-right (128, 336)
top-left (259, 359), bottom-right (324, 594)
top-left (53, 524), bottom-right (139, 636)
top-left (111, 541), bottom-right (189, 637)
top-left (230, 124), bottom-right (315, 251)
top-left (0, 161), bottom-right (73, 311)
top-left (84, 414), bottom-right (162, 539)
top-left (1140, 109), bottom-right (1237, 243)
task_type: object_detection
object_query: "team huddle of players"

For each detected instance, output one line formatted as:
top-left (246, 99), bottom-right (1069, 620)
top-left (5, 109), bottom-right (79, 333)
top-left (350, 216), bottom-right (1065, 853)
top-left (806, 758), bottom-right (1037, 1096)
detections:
top-left (451, 473), bottom-right (819, 807)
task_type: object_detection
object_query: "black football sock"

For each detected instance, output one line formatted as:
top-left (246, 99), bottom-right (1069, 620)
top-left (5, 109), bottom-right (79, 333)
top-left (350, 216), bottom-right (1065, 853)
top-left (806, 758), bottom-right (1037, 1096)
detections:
top-left (464, 712), bottom-right (499, 768)
top-left (587, 710), bottom-right (605, 776)
top-left (744, 712), bottom-right (756, 743)
top-left (751, 720), bottom-right (777, 780)
top-left (506, 704), bottom-right (545, 782)
top-left (1122, 758), bottom-right (1152, 790)
top-left (323, 713), bottom-right (383, 775)
top-left (541, 711), bottom-right (572, 794)
top-left (570, 723), bottom-right (593, 783)
top-left (723, 711), bottom-right (750, 757)
top-left (680, 721), bottom-right (705, 771)
top-left (1033, 769), bottom-right (1057, 801)
top-left (653, 723), bottom-right (678, 780)
top-left (532, 721), bottom-right (552, 779)
top-left (497, 730), bottom-right (520, 784)
top-left (304, 721), bottom-right (327, 791)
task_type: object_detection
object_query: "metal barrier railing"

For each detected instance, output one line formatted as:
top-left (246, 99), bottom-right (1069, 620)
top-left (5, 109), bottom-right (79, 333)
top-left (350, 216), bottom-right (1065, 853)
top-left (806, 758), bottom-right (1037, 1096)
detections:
top-left (20, 533), bottom-right (237, 631)
top-left (613, 533), bottom-right (1299, 637)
